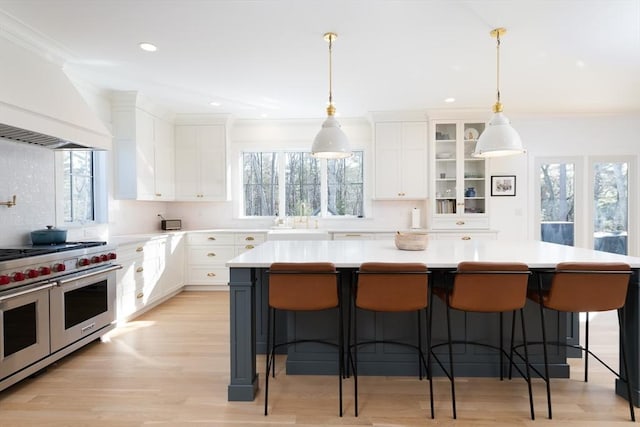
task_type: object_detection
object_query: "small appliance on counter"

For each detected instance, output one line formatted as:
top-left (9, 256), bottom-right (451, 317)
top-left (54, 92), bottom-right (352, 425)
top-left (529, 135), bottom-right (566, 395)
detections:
top-left (158, 214), bottom-right (182, 231)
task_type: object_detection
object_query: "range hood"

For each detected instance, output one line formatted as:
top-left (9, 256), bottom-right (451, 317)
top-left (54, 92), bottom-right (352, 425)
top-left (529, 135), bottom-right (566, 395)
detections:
top-left (0, 35), bottom-right (112, 150)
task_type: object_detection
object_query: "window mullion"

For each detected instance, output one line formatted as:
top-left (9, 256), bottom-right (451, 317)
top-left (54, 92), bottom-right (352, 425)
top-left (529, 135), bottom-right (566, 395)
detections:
top-left (320, 159), bottom-right (328, 217)
top-left (278, 153), bottom-right (286, 217)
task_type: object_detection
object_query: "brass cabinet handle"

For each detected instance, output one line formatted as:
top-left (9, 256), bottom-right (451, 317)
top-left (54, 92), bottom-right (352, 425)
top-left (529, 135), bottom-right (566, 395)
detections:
top-left (207, 252), bottom-right (216, 257)
top-left (207, 236), bottom-right (216, 241)
top-left (155, 193), bottom-right (162, 197)
top-left (207, 272), bottom-right (216, 277)
top-left (245, 245), bottom-right (255, 249)
top-left (136, 247), bottom-right (144, 252)
top-left (461, 236), bottom-right (471, 240)
top-left (456, 221), bottom-right (465, 225)
top-left (136, 292), bottom-right (144, 299)
top-left (345, 234), bottom-right (362, 237)
top-left (245, 236), bottom-right (255, 241)
top-left (136, 266), bottom-right (144, 273)
top-left (197, 194), bottom-right (203, 198)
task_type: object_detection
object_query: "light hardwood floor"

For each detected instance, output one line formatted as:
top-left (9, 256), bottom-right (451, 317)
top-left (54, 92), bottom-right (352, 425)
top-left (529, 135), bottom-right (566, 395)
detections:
top-left (0, 291), bottom-right (634, 426)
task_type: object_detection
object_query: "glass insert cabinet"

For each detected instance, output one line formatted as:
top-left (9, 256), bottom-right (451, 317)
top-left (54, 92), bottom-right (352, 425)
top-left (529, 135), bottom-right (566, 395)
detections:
top-left (430, 120), bottom-right (489, 229)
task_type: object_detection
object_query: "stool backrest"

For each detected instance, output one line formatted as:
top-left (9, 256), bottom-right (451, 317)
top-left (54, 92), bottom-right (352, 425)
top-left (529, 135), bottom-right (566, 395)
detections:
top-left (356, 262), bottom-right (429, 312)
top-left (268, 262), bottom-right (338, 311)
top-left (450, 262), bottom-right (530, 312)
top-left (545, 262), bottom-right (631, 312)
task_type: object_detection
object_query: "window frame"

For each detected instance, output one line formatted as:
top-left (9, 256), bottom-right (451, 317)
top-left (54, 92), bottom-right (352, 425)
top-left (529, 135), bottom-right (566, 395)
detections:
top-left (54, 150), bottom-right (108, 227)
top-left (239, 149), bottom-right (365, 218)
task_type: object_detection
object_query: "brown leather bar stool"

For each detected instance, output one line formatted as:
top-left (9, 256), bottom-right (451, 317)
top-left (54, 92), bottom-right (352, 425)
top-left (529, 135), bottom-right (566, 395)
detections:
top-left (527, 262), bottom-right (635, 421)
top-left (351, 262), bottom-right (432, 418)
top-left (431, 261), bottom-right (534, 420)
top-left (264, 262), bottom-right (343, 416)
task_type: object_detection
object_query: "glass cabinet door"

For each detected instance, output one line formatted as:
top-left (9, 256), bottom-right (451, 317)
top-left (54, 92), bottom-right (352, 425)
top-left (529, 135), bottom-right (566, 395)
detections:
top-left (433, 121), bottom-right (487, 217)
top-left (462, 122), bottom-right (486, 214)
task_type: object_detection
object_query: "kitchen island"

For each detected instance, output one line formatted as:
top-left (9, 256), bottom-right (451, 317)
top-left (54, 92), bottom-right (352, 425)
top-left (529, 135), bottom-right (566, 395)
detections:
top-left (226, 239), bottom-right (640, 405)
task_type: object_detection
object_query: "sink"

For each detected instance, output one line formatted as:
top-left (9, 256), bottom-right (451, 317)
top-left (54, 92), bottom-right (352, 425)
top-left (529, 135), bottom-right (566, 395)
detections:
top-left (266, 229), bottom-right (330, 241)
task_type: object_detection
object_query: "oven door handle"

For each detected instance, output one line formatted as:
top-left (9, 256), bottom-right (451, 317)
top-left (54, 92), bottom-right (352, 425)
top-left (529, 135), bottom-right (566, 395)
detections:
top-left (56, 264), bottom-right (123, 285)
top-left (0, 282), bottom-right (57, 303)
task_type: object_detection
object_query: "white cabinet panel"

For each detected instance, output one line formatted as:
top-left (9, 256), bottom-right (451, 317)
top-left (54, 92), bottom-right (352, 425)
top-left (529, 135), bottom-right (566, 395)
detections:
top-left (374, 121), bottom-right (427, 199)
top-left (175, 124), bottom-right (227, 201)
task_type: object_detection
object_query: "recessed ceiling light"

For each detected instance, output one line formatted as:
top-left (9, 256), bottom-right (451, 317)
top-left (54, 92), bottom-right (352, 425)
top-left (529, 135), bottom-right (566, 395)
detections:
top-left (139, 42), bottom-right (157, 52)
top-left (209, 101), bottom-right (221, 107)
top-left (576, 60), bottom-right (586, 68)
top-left (444, 97), bottom-right (456, 103)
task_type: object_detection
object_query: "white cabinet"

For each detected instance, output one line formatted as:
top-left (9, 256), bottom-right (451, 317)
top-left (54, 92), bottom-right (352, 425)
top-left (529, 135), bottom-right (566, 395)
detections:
top-left (112, 92), bottom-right (175, 201)
top-left (430, 119), bottom-right (489, 230)
top-left (332, 232), bottom-right (396, 240)
top-left (430, 230), bottom-right (497, 241)
top-left (115, 234), bottom-right (184, 321)
top-left (374, 121), bottom-right (428, 199)
top-left (185, 231), bottom-right (265, 290)
top-left (175, 124), bottom-right (227, 201)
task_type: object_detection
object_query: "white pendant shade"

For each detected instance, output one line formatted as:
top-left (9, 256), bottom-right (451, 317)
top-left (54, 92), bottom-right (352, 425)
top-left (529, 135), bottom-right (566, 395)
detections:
top-left (312, 115), bottom-right (352, 159)
top-left (473, 112), bottom-right (525, 158)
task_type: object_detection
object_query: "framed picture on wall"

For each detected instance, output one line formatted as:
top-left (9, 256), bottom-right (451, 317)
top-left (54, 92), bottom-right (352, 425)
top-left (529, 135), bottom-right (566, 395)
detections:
top-left (491, 175), bottom-right (516, 196)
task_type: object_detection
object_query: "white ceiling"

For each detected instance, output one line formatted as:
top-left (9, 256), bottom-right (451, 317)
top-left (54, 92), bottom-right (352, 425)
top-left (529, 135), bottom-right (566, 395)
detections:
top-left (0, 0), bottom-right (639, 120)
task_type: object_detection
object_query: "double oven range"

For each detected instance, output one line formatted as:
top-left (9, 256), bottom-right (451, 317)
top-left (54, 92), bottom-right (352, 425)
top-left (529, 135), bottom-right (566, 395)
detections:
top-left (0, 241), bottom-right (120, 392)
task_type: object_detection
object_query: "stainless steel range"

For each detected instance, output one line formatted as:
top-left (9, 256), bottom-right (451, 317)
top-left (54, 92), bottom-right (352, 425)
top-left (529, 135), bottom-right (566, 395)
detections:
top-left (0, 242), bottom-right (121, 392)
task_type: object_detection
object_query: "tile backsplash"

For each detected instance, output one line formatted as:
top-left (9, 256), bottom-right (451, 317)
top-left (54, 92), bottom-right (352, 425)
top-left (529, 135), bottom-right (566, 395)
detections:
top-left (0, 139), bottom-right (56, 246)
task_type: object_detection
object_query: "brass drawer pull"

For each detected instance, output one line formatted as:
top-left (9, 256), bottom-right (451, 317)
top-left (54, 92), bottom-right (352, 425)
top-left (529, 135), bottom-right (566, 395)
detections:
top-left (207, 252), bottom-right (216, 257)
top-left (207, 236), bottom-right (216, 241)
top-left (136, 266), bottom-right (144, 273)
top-left (245, 245), bottom-right (255, 249)
top-left (461, 236), bottom-right (471, 240)
top-left (136, 247), bottom-right (144, 252)
top-left (345, 234), bottom-right (361, 237)
top-left (136, 292), bottom-right (144, 299)
top-left (207, 272), bottom-right (216, 277)
top-left (456, 221), bottom-right (465, 225)
top-left (245, 236), bottom-right (255, 241)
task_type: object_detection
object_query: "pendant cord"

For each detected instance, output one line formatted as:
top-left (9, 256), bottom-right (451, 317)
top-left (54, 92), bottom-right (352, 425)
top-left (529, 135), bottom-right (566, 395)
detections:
top-left (328, 34), bottom-right (334, 106)
top-left (496, 30), bottom-right (501, 104)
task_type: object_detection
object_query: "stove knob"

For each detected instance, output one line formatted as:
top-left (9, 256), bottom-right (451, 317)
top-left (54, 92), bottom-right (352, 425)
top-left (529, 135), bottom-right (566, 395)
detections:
top-left (100, 254), bottom-right (109, 262)
top-left (0, 275), bottom-right (10, 285)
top-left (39, 266), bottom-right (52, 275)
top-left (91, 256), bottom-right (101, 264)
top-left (108, 252), bottom-right (117, 260)
top-left (53, 263), bottom-right (66, 272)
top-left (13, 272), bottom-right (25, 282)
top-left (78, 258), bottom-right (90, 267)
top-left (26, 269), bottom-right (39, 279)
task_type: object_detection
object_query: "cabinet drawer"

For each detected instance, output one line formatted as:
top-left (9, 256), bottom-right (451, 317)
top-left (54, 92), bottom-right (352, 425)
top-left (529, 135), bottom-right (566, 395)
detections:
top-left (234, 233), bottom-right (266, 245)
top-left (188, 267), bottom-right (230, 284)
top-left (188, 246), bottom-right (236, 264)
top-left (236, 243), bottom-right (260, 255)
top-left (430, 217), bottom-right (489, 230)
top-left (332, 232), bottom-right (375, 240)
top-left (188, 233), bottom-right (235, 245)
top-left (434, 232), bottom-right (497, 241)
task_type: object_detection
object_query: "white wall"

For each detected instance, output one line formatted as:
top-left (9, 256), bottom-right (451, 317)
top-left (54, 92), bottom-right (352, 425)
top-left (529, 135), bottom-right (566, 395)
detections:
top-left (486, 113), bottom-right (640, 254)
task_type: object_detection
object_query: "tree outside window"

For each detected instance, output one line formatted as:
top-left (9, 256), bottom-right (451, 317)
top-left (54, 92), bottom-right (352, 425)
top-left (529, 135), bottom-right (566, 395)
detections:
top-left (243, 150), bottom-right (363, 217)
top-left (63, 151), bottom-right (94, 223)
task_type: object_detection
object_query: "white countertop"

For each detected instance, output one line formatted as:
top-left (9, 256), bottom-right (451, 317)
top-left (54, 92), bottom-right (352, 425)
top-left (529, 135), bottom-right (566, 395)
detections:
top-left (226, 239), bottom-right (640, 269)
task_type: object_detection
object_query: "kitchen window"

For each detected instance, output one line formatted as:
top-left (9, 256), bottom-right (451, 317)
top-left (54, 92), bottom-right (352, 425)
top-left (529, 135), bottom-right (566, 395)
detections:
top-left (55, 151), bottom-right (107, 225)
top-left (242, 151), bottom-right (363, 217)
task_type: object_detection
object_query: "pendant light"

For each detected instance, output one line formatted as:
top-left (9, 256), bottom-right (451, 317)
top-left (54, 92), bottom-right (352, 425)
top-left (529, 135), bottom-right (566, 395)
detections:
top-left (473, 28), bottom-right (525, 158)
top-left (311, 32), bottom-right (352, 159)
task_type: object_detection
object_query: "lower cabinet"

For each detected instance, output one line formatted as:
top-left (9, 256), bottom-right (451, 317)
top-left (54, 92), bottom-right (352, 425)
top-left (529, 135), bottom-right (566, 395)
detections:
top-left (116, 234), bottom-right (185, 321)
top-left (431, 231), bottom-right (497, 240)
top-left (185, 231), bottom-right (265, 290)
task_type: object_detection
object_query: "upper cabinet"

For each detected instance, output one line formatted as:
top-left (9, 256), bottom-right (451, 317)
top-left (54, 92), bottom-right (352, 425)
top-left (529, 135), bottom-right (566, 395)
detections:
top-left (112, 92), bottom-right (175, 201)
top-left (374, 121), bottom-right (428, 199)
top-left (430, 119), bottom-right (488, 229)
top-left (174, 117), bottom-right (229, 201)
